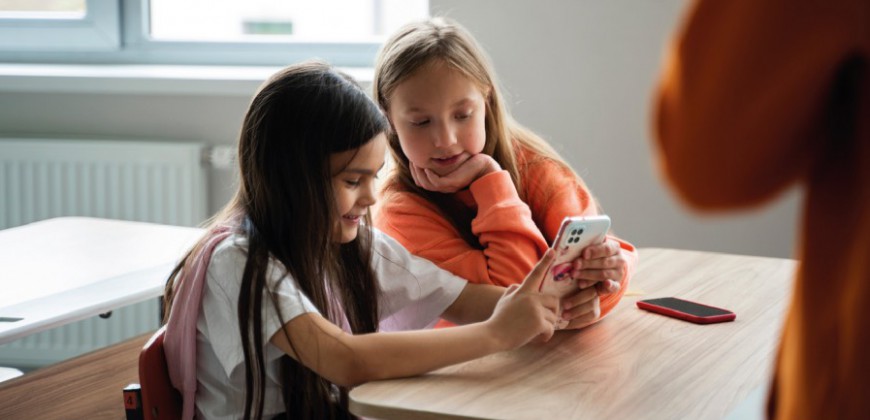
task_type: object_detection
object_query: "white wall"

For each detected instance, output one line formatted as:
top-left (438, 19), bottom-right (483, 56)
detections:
top-left (0, 0), bottom-right (800, 258)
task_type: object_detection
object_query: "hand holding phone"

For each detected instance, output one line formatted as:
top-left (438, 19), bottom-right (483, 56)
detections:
top-left (539, 215), bottom-right (611, 299)
top-left (636, 297), bottom-right (736, 324)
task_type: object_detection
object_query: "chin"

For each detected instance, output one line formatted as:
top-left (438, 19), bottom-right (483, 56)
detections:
top-left (341, 229), bottom-right (359, 243)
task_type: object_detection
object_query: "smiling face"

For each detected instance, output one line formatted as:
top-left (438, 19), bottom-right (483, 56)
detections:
top-left (330, 133), bottom-right (387, 243)
top-left (387, 60), bottom-right (488, 177)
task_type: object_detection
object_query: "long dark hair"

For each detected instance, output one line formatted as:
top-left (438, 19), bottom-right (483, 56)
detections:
top-left (165, 61), bottom-right (389, 419)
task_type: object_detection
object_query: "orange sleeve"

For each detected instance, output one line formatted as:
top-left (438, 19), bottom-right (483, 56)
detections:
top-left (468, 171), bottom-right (549, 286)
top-left (374, 170), bottom-right (547, 287)
top-left (523, 158), bottom-right (637, 319)
top-left (654, 0), bottom-right (856, 208)
top-left (375, 158), bottom-right (639, 321)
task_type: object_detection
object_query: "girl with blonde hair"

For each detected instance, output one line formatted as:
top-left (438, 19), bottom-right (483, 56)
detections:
top-left (373, 17), bottom-right (638, 328)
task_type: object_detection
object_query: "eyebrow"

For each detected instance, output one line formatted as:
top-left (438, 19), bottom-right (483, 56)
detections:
top-left (342, 162), bottom-right (386, 175)
top-left (406, 97), bottom-right (475, 113)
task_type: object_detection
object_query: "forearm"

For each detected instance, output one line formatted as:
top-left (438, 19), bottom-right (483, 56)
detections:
top-left (375, 186), bottom-right (544, 288)
top-left (346, 322), bottom-right (503, 384)
top-left (348, 269), bottom-right (558, 383)
top-left (272, 254), bottom-right (559, 388)
top-left (440, 283), bottom-right (503, 325)
top-left (471, 171), bottom-right (549, 286)
top-left (272, 313), bottom-right (505, 388)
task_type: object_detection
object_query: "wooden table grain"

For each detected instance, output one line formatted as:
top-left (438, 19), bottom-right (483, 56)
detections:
top-left (349, 248), bottom-right (797, 420)
top-left (0, 332), bottom-right (150, 420)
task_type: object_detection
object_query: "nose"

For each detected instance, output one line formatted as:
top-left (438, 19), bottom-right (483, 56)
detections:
top-left (359, 179), bottom-right (377, 207)
top-left (432, 121), bottom-right (457, 148)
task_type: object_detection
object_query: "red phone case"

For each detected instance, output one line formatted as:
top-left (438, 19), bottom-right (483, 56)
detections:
top-left (636, 298), bottom-right (736, 324)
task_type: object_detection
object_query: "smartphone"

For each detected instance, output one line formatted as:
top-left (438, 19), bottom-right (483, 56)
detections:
top-left (636, 297), bottom-right (736, 324)
top-left (539, 215), bottom-right (611, 299)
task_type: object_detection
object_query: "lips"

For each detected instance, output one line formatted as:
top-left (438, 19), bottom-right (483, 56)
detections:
top-left (342, 214), bottom-right (363, 225)
top-left (431, 153), bottom-right (462, 167)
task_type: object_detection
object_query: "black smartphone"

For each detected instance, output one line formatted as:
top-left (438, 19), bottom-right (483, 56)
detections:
top-left (637, 297), bottom-right (736, 324)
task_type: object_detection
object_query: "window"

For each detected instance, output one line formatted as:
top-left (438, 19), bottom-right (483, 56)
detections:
top-left (0, 0), bottom-right (119, 51)
top-left (0, 0), bottom-right (428, 67)
top-left (149, 0), bottom-right (426, 43)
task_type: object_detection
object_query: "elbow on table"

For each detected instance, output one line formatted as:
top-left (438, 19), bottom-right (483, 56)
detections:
top-left (322, 340), bottom-right (382, 388)
top-left (330, 366), bottom-right (370, 388)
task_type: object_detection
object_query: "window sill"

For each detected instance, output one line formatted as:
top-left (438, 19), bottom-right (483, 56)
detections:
top-left (0, 63), bottom-right (374, 96)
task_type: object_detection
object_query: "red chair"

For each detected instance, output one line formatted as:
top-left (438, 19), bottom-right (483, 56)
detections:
top-left (139, 326), bottom-right (183, 420)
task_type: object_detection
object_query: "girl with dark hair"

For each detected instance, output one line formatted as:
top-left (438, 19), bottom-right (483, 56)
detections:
top-left (161, 61), bottom-right (560, 420)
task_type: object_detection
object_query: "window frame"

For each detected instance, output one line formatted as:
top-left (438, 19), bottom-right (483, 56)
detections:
top-left (0, 0), bottom-right (120, 51)
top-left (0, 0), bottom-right (389, 68)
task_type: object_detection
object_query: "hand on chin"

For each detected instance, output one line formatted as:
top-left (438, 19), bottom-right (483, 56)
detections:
top-left (410, 154), bottom-right (499, 193)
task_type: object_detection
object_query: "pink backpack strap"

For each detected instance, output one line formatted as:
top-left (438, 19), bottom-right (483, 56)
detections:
top-left (163, 226), bottom-right (232, 420)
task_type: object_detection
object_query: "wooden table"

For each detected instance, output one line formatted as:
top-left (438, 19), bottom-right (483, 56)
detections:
top-left (0, 332), bottom-right (151, 420)
top-left (349, 248), bottom-right (797, 420)
top-left (0, 217), bottom-right (203, 344)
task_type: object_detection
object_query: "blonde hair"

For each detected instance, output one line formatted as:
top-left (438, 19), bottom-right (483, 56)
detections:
top-left (374, 17), bottom-right (587, 244)
top-left (372, 17), bottom-right (585, 248)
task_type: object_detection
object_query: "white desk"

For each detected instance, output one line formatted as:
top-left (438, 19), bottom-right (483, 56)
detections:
top-left (0, 217), bottom-right (203, 344)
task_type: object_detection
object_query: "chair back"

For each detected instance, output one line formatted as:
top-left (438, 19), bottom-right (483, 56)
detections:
top-left (139, 326), bottom-right (183, 420)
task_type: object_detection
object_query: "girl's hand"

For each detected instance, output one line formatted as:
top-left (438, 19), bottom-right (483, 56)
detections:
top-left (559, 287), bottom-right (600, 330)
top-left (487, 249), bottom-right (559, 350)
top-left (570, 238), bottom-right (627, 293)
top-left (410, 153), bottom-right (501, 193)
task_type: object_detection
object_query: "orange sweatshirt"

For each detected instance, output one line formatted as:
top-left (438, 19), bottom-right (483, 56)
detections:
top-left (375, 150), bottom-right (637, 325)
top-left (655, 0), bottom-right (870, 419)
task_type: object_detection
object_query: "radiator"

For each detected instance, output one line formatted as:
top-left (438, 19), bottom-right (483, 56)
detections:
top-left (0, 138), bottom-right (209, 368)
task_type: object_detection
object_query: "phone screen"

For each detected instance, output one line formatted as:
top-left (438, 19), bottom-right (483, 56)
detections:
top-left (644, 297), bottom-right (732, 316)
top-left (637, 297), bottom-right (735, 324)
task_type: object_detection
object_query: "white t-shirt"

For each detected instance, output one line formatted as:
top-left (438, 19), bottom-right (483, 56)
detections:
top-left (194, 228), bottom-right (468, 420)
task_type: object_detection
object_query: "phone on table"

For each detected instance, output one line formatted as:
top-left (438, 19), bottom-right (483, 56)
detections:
top-left (636, 297), bottom-right (736, 324)
top-left (539, 215), bottom-right (611, 299)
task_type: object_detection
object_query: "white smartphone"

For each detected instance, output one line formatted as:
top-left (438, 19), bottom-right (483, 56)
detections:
top-left (539, 215), bottom-right (611, 299)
